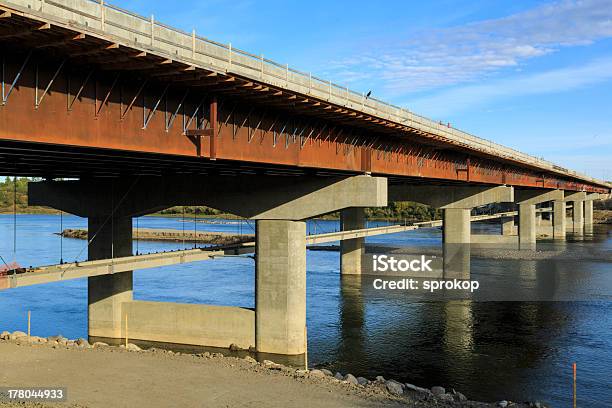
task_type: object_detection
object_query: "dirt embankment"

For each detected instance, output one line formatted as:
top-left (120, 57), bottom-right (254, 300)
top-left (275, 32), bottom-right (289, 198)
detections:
top-left (0, 332), bottom-right (539, 408)
top-left (61, 228), bottom-right (253, 246)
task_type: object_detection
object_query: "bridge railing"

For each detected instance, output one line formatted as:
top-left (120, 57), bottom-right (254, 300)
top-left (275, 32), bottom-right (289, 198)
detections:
top-left (2, 0), bottom-right (609, 188)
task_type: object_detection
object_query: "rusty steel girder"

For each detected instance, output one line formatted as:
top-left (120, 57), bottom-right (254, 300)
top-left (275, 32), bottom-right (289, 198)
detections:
top-left (0, 52), bottom-right (608, 193)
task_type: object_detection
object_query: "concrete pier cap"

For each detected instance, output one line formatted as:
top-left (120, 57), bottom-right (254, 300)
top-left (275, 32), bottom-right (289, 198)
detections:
top-left (388, 184), bottom-right (514, 279)
top-left (388, 184), bottom-right (513, 208)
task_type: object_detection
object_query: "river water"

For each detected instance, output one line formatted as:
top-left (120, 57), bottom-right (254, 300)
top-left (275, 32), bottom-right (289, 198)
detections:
top-left (0, 214), bottom-right (610, 407)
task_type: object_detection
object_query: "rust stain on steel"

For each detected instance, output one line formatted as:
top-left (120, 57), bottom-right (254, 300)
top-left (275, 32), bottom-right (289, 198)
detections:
top-left (0, 56), bottom-right (607, 193)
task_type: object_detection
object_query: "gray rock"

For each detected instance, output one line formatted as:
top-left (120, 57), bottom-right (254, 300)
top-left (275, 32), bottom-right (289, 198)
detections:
top-left (453, 391), bottom-right (467, 402)
top-left (376, 375), bottom-right (386, 382)
top-left (263, 360), bottom-right (282, 370)
top-left (385, 380), bottom-right (404, 395)
top-left (357, 377), bottom-right (369, 385)
top-left (66, 340), bottom-right (76, 346)
top-left (533, 403), bottom-right (542, 408)
top-left (228, 343), bottom-right (240, 351)
top-left (126, 343), bottom-right (141, 351)
top-left (497, 401), bottom-right (509, 408)
top-left (405, 383), bottom-right (431, 394)
top-left (431, 386), bottom-right (446, 396)
top-left (344, 374), bottom-right (359, 385)
top-left (439, 393), bottom-right (454, 402)
top-left (309, 369), bottom-right (326, 378)
top-left (92, 342), bottom-right (109, 348)
top-left (320, 369), bottom-right (333, 376)
top-left (29, 336), bottom-right (47, 343)
top-left (334, 372), bottom-right (344, 380)
top-left (9, 331), bottom-right (27, 341)
top-left (243, 356), bottom-right (257, 364)
top-left (0, 331), bottom-right (10, 340)
top-left (47, 335), bottom-right (65, 344)
top-left (76, 338), bottom-right (90, 347)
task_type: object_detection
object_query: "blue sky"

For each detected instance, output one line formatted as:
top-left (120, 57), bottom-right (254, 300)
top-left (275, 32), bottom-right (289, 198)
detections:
top-left (120, 0), bottom-right (612, 180)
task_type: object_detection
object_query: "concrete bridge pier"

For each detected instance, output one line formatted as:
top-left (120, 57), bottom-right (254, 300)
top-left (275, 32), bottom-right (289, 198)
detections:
top-left (255, 220), bottom-right (306, 355)
top-left (340, 208), bottom-right (366, 275)
top-left (251, 176), bottom-right (385, 355)
top-left (516, 190), bottom-right (564, 249)
top-left (30, 175), bottom-right (387, 356)
top-left (553, 200), bottom-right (566, 240)
top-left (443, 208), bottom-right (471, 279)
top-left (583, 193), bottom-right (600, 234)
top-left (565, 192), bottom-right (587, 235)
top-left (87, 216), bottom-right (134, 339)
top-left (501, 216), bottom-right (516, 236)
top-left (389, 185), bottom-right (514, 278)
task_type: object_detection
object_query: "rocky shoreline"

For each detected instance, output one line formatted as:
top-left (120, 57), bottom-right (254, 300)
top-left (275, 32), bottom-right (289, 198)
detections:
top-left (60, 228), bottom-right (253, 246)
top-left (0, 330), bottom-right (547, 408)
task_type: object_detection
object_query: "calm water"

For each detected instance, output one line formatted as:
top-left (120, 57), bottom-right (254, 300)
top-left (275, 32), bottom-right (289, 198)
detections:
top-left (0, 214), bottom-right (611, 407)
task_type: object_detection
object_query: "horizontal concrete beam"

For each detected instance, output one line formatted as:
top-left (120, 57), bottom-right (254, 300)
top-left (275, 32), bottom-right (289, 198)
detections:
top-left (389, 185), bottom-right (513, 208)
top-left (515, 189), bottom-right (563, 205)
top-left (29, 175), bottom-right (387, 220)
top-left (584, 193), bottom-right (602, 201)
top-left (564, 191), bottom-right (587, 202)
top-left (0, 249), bottom-right (223, 290)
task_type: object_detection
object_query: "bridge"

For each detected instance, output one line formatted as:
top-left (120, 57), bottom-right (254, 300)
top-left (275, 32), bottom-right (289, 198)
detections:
top-left (0, 0), bottom-right (610, 357)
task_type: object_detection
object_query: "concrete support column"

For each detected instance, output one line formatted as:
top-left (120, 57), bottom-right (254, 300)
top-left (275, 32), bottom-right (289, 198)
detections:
top-left (553, 200), bottom-right (566, 240)
top-left (572, 201), bottom-right (584, 235)
top-left (584, 200), bottom-right (593, 227)
top-left (340, 208), bottom-right (365, 275)
top-left (255, 220), bottom-right (306, 355)
top-left (519, 204), bottom-right (536, 250)
top-left (443, 208), bottom-right (470, 279)
top-left (88, 216), bottom-right (133, 339)
top-left (501, 217), bottom-right (515, 235)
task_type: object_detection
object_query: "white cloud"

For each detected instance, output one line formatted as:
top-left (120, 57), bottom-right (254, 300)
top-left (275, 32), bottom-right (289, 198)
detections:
top-left (327, 0), bottom-right (612, 94)
top-left (408, 57), bottom-right (612, 116)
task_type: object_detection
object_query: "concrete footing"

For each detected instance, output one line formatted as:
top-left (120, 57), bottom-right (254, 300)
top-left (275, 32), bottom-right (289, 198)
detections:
top-left (122, 301), bottom-right (254, 348)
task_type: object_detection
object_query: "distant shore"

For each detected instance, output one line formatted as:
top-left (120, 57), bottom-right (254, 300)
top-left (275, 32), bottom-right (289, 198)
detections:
top-left (1, 208), bottom-right (610, 225)
top-left (60, 228), bottom-right (252, 246)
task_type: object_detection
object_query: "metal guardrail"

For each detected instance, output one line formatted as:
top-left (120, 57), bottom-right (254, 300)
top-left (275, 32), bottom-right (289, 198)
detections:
top-left (1, 0), bottom-right (610, 188)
